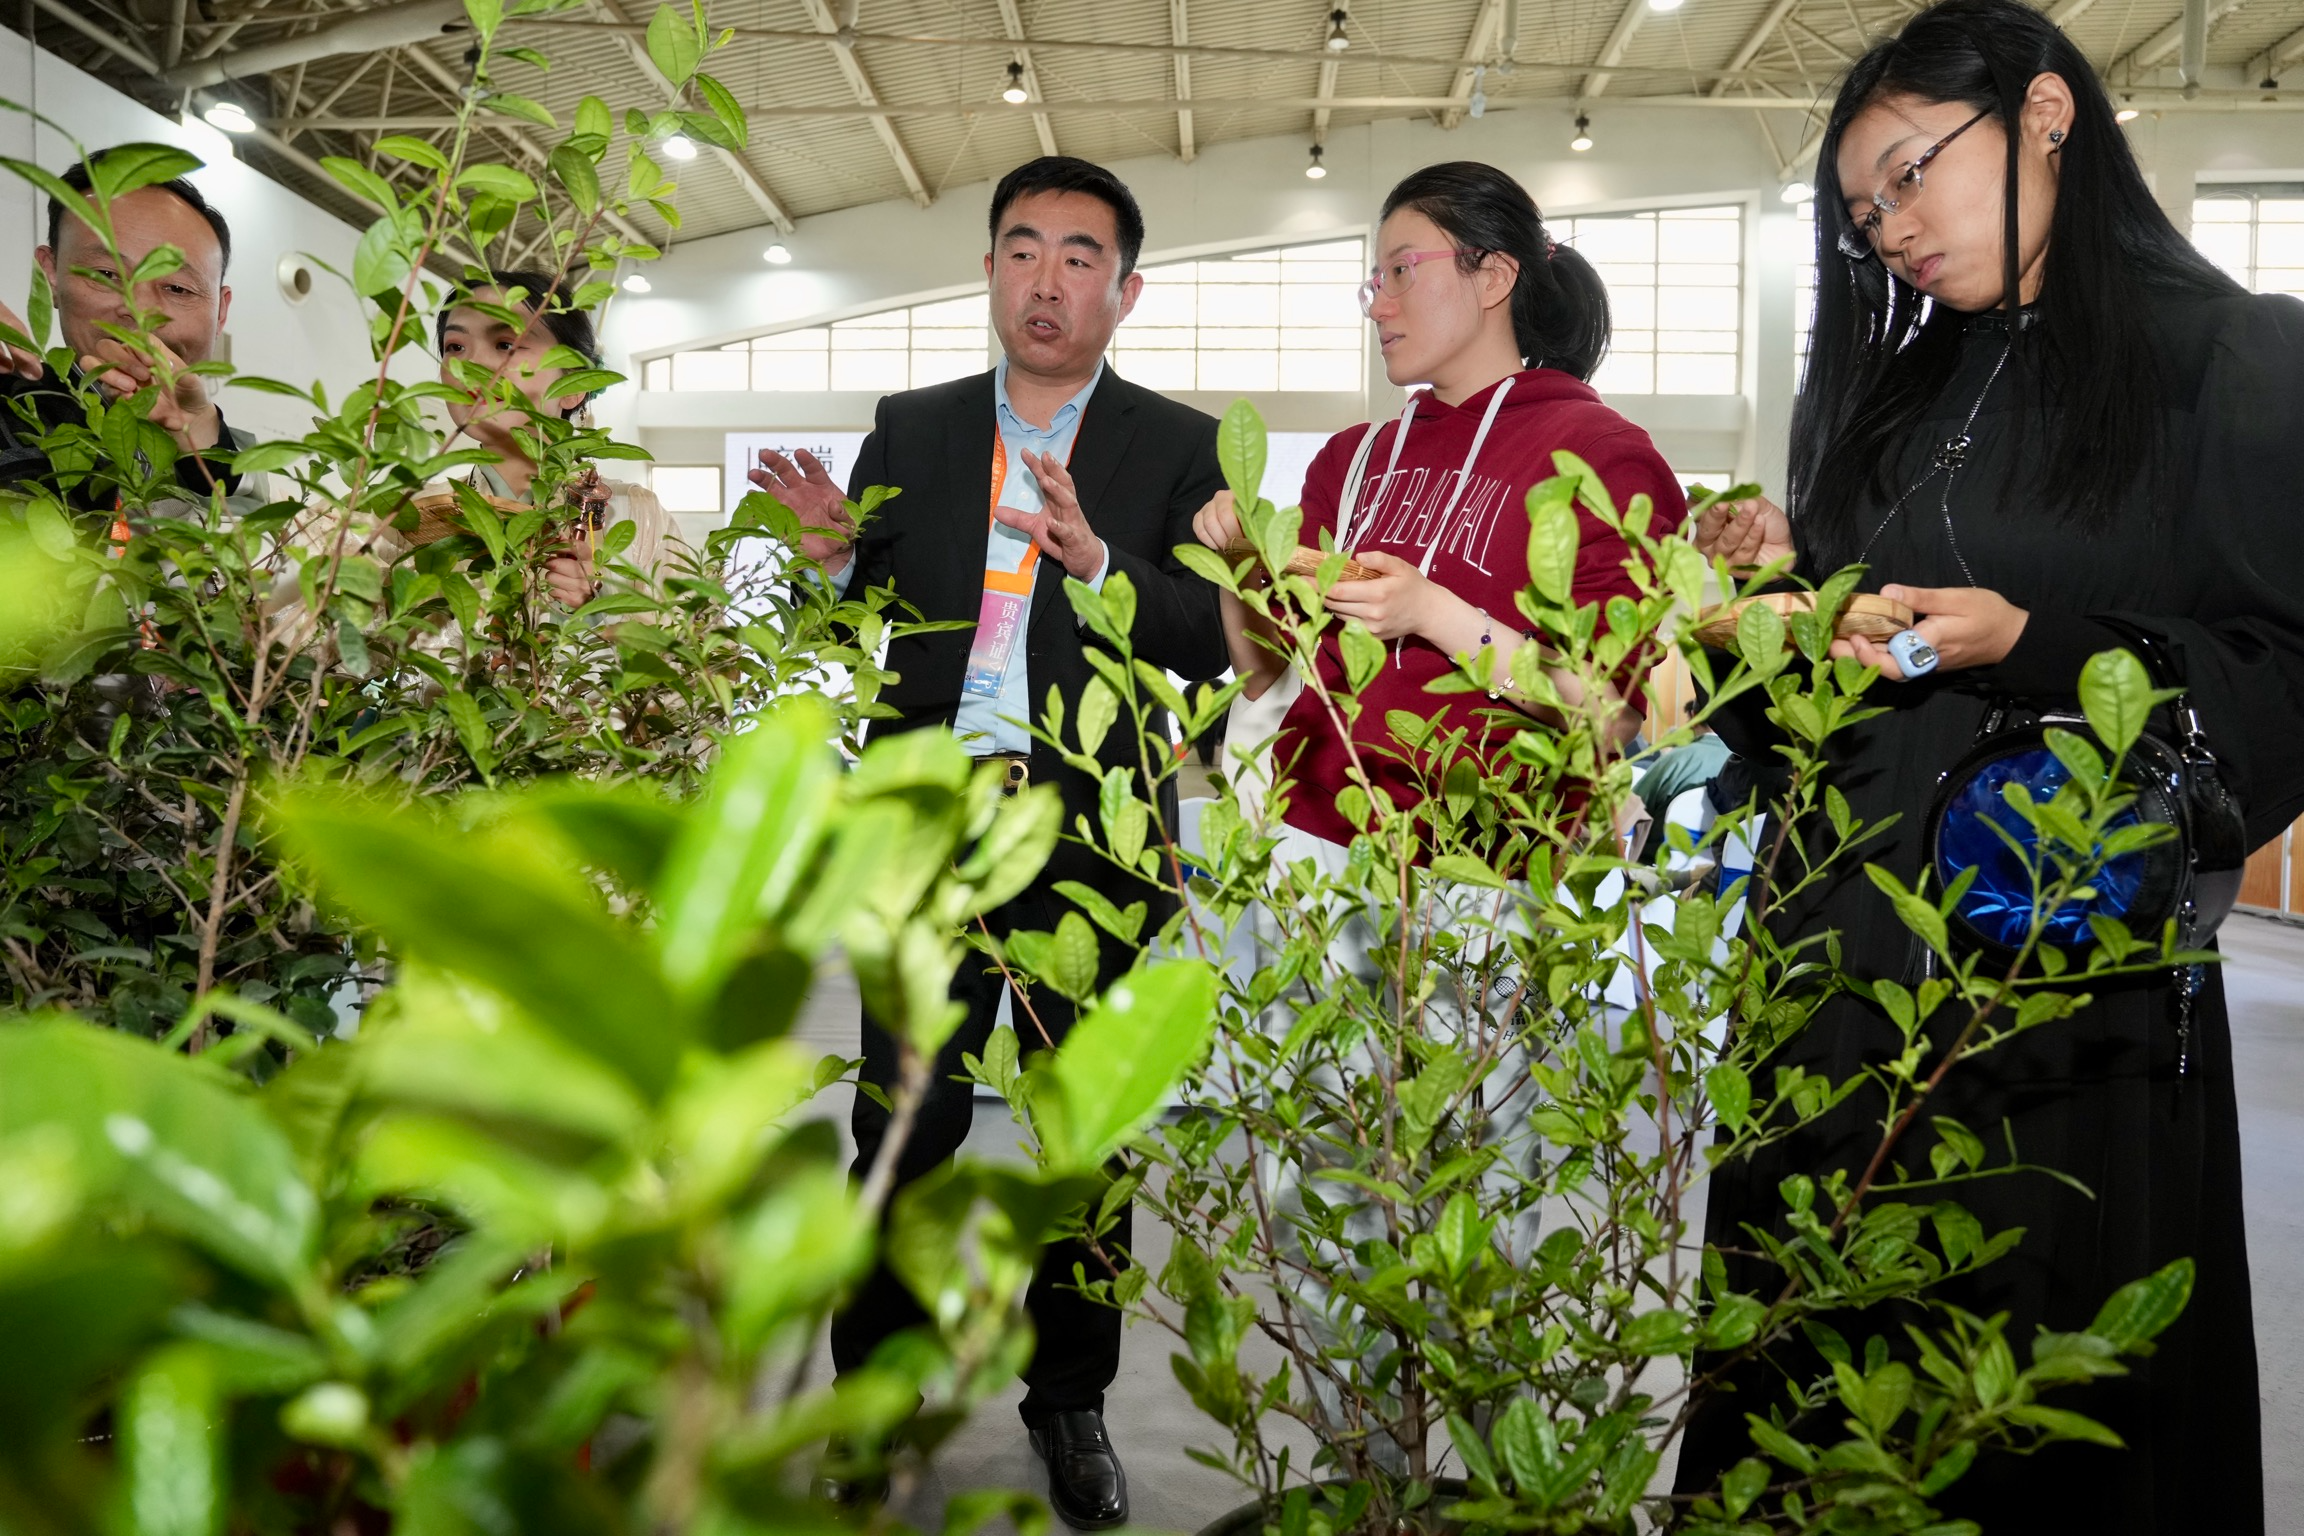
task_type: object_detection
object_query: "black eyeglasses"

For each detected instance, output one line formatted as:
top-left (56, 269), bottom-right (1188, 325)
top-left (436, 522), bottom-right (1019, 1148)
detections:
top-left (1836, 107), bottom-right (1994, 261)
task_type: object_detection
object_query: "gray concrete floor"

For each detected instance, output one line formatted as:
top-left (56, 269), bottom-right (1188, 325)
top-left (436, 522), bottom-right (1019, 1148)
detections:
top-left (790, 911), bottom-right (2304, 1533)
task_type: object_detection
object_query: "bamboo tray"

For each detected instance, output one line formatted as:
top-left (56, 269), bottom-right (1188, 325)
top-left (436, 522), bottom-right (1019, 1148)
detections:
top-left (1689, 591), bottom-right (1914, 650)
top-left (1219, 540), bottom-right (1381, 583)
top-left (401, 488), bottom-right (530, 547)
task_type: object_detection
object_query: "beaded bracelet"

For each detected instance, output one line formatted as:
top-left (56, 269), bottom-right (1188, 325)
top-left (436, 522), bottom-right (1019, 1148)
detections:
top-left (1479, 610), bottom-right (1521, 700)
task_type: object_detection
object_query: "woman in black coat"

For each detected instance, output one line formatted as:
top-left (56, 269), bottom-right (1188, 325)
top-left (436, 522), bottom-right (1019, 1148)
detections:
top-left (1674, 3), bottom-right (2304, 1530)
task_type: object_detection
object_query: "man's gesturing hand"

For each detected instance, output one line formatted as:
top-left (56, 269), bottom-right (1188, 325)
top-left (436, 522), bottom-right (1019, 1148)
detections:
top-left (747, 447), bottom-right (856, 573)
top-left (994, 448), bottom-right (1107, 582)
top-left (80, 336), bottom-right (221, 452)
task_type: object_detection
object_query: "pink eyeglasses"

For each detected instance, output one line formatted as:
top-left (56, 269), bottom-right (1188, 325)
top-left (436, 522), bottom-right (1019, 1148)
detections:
top-left (1358, 249), bottom-right (1469, 314)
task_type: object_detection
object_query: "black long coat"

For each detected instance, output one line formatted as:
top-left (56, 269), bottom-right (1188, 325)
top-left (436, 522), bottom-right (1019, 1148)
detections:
top-left (1677, 290), bottom-right (2304, 1533)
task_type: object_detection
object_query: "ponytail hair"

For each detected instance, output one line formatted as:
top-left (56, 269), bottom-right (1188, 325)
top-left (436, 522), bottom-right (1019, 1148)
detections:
top-left (1378, 161), bottom-right (1611, 381)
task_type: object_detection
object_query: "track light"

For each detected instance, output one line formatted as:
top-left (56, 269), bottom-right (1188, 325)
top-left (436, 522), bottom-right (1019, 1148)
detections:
top-left (1468, 65), bottom-right (1487, 119)
top-left (660, 132), bottom-right (698, 161)
top-left (1305, 143), bottom-right (1328, 180)
top-left (1780, 180), bottom-right (1813, 204)
top-left (763, 243), bottom-right (793, 265)
top-left (1003, 61), bottom-right (1030, 104)
top-left (621, 273), bottom-right (652, 294)
top-left (202, 101), bottom-right (256, 133)
top-left (2115, 106), bottom-right (2141, 123)
top-left (1570, 113), bottom-right (1593, 152)
top-left (1325, 9), bottom-right (1350, 52)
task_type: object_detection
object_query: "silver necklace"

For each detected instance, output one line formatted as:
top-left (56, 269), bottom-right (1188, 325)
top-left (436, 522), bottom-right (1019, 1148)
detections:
top-left (1855, 341), bottom-right (2014, 586)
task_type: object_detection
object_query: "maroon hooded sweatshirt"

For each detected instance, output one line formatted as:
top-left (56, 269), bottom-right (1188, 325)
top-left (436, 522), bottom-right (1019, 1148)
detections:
top-left (1274, 367), bottom-right (1683, 849)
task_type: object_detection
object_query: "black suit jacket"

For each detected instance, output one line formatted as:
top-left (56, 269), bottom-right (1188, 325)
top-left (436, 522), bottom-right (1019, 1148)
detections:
top-left (842, 366), bottom-right (1226, 903)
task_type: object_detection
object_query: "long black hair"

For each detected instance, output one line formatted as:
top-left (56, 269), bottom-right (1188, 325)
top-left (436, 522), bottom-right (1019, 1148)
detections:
top-left (1794, 0), bottom-right (2240, 563)
top-left (1379, 161), bottom-right (1611, 381)
top-left (434, 269), bottom-right (603, 419)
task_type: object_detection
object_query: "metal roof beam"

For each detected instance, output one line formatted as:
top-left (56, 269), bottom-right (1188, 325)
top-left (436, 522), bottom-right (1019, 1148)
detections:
top-left (1441, 0), bottom-right (1508, 130)
top-left (1582, 0), bottom-right (1655, 100)
top-left (994, 0), bottom-right (1059, 158)
top-left (1171, 0), bottom-right (1194, 161)
top-left (160, 0), bottom-right (466, 89)
top-left (2107, 0), bottom-right (2248, 79)
top-left (588, 0), bottom-right (795, 234)
top-left (2251, 19), bottom-right (2304, 79)
top-left (799, 0), bottom-right (932, 208)
top-left (395, 44), bottom-right (654, 246)
top-left (1708, 0), bottom-right (1801, 95)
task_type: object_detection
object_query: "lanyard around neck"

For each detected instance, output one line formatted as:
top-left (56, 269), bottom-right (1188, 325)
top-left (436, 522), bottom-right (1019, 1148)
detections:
top-left (983, 421), bottom-right (1078, 596)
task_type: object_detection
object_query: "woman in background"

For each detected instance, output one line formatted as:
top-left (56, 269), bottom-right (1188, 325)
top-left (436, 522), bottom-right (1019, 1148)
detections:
top-left (430, 268), bottom-right (679, 602)
top-left (1193, 160), bottom-right (1678, 847)
top-left (1680, 3), bottom-right (2304, 1527)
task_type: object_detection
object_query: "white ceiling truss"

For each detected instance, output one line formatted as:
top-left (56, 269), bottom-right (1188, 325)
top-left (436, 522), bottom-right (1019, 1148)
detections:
top-left (21, 0), bottom-right (2304, 249)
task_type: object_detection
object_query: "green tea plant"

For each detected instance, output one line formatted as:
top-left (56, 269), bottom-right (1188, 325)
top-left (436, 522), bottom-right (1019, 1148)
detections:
top-left (981, 401), bottom-right (2200, 1534)
top-left (0, 695), bottom-right (1217, 1533)
top-left (0, 1), bottom-right (916, 1040)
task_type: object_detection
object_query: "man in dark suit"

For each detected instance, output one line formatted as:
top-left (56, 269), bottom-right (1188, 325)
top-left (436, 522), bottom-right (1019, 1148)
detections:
top-left (748, 155), bottom-right (1224, 1529)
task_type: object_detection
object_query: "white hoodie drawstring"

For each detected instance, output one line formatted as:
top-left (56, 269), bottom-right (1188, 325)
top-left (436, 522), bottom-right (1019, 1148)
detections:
top-left (1344, 376), bottom-right (1515, 661)
top-left (1416, 374), bottom-right (1514, 577)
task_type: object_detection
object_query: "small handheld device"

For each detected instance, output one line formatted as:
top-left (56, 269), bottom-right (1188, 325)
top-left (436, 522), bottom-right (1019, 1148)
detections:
top-left (1887, 628), bottom-right (1940, 678)
top-left (561, 465), bottom-right (611, 537)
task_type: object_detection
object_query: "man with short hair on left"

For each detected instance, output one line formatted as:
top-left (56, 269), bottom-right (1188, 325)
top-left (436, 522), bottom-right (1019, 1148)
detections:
top-left (0, 154), bottom-right (252, 507)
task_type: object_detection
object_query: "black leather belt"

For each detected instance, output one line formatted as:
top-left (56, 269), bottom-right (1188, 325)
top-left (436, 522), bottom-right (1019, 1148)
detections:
top-left (980, 752), bottom-right (1031, 794)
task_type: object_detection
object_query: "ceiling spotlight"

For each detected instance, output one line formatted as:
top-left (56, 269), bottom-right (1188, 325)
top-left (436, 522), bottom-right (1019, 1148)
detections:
top-left (1003, 61), bottom-right (1030, 104)
top-left (763, 243), bottom-right (793, 265)
top-left (2115, 106), bottom-right (2141, 123)
top-left (1649, 0), bottom-right (1686, 12)
top-left (1570, 113), bottom-right (1593, 152)
top-left (1468, 65), bottom-right (1487, 119)
top-left (1305, 143), bottom-right (1328, 180)
top-left (1325, 8), bottom-right (1350, 52)
top-left (621, 273), bottom-right (652, 294)
top-left (2263, 74), bottom-right (2281, 92)
top-left (1780, 179), bottom-right (1814, 204)
top-left (202, 100), bottom-right (256, 134)
top-left (660, 132), bottom-right (698, 161)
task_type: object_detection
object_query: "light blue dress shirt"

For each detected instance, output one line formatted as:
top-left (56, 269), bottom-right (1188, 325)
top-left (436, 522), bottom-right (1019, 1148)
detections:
top-left (828, 358), bottom-right (1109, 755)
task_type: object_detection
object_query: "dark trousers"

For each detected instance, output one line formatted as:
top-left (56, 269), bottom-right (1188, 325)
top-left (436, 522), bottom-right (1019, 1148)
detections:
top-left (830, 878), bottom-right (1133, 1426)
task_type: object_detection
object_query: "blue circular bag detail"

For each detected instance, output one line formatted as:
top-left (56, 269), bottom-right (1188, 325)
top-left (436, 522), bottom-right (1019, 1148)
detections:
top-left (1933, 745), bottom-right (2148, 950)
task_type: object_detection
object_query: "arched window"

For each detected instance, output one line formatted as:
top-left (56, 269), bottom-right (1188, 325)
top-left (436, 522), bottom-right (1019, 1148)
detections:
top-left (1552, 204), bottom-right (1744, 395)
top-left (638, 237), bottom-right (1368, 394)
top-left (642, 293), bottom-right (993, 392)
top-left (1109, 237), bottom-right (1366, 392)
top-left (2192, 186), bottom-right (2304, 298)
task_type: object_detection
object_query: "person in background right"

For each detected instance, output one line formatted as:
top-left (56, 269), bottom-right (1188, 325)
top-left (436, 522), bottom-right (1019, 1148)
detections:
top-left (1631, 700), bottom-right (1728, 862)
top-left (1676, 1), bottom-right (2304, 1529)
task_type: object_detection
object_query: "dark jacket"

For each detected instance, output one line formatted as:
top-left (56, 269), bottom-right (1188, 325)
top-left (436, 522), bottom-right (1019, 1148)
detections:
top-left (842, 365), bottom-right (1226, 904)
top-left (0, 369), bottom-right (247, 514)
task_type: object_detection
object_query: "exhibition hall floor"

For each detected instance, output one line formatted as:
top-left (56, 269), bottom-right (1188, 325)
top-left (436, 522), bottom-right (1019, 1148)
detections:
top-left (792, 913), bottom-right (2304, 1532)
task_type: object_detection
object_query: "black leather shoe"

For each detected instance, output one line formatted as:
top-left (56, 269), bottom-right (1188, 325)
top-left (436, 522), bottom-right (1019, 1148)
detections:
top-left (1028, 1409), bottom-right (1129, 1530)
top-left (812, 1438), bottom-right (889, 1518)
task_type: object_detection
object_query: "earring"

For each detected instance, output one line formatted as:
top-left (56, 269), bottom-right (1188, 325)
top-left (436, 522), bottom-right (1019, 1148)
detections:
top-left (2049, 128), bottom-right (2065, 144)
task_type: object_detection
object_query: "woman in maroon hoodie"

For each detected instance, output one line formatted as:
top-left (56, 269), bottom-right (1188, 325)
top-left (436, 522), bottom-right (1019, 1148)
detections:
top-left (1194, 160), bottom-right (1682, 851)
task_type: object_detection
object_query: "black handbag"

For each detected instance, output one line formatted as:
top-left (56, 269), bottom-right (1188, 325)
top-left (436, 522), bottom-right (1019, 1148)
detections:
top-left (1922, 621), bottom-right (2246, 964)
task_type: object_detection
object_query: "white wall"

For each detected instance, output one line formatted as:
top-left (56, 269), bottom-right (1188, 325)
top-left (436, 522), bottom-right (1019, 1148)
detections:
top-left (0, 35), bottom-right (376, 442)
top-left (601, 103), bottom-right (1795, 494)
top-left (2122, 109), bottom-right (2304, 222)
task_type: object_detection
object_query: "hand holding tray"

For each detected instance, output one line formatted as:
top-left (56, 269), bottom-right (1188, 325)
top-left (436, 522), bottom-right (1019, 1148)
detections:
top-left (1218, 539), bottom-right (1381, 584)
top-left (1689, 590), bottom-right (1914, 650)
